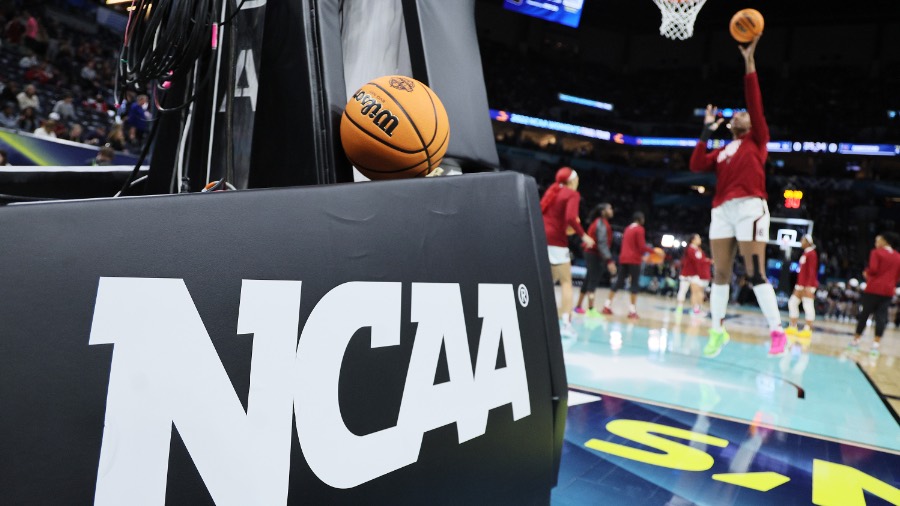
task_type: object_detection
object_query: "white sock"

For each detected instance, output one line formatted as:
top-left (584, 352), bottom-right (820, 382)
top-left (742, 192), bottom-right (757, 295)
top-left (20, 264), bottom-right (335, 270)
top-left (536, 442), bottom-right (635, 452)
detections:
top-left (873, 341), bottom-right (880, 349)
top-left (604, 299), bottom-right (612, 308)
top-left (561, 313), bottom-right (570, 324)
top-left (710, 284), bottom-right (729, 331)
top-left (788, 294), bottom-right (801, 320)
top-left (752, 283), bottom-right (783, 331)
top-left (802, 297), bottom-right (815, 323)
top-left (629, 304), bottom-right (636, 313)
top-left (677, 280), bottom-right (690, 304)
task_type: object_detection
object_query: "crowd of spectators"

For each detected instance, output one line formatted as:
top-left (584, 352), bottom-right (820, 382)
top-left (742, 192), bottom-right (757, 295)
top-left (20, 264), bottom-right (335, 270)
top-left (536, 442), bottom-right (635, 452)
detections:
top-left (479, 38), bottom-right (900, 145)
top-left (0, 4), bottom-right (151, 159)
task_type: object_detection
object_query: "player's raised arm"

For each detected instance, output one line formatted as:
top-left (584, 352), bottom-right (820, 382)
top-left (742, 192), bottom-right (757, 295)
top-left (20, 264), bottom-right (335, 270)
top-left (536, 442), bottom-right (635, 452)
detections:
top-left (741, 35), bottom-right (769, 145)
top-left (689, 104), bottom-right (724, 172)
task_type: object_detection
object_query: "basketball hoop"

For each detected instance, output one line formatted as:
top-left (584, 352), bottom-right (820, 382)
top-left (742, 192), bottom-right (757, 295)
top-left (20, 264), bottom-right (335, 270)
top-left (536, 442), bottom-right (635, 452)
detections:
top-left (652, 0), bottom-right (708, 40)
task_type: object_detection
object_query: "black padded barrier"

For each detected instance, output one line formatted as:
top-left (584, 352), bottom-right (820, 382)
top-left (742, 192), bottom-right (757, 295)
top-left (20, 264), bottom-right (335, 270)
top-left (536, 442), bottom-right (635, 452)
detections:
top-left (0, 172), bottom-right (566, 505)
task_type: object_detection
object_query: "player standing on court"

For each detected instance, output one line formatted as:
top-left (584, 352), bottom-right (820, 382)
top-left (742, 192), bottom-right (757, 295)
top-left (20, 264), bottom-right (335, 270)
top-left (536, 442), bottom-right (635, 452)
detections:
top-left (849, 232), bottom-right (900, 357)
top-left (575, 203), bottom-right (617, 317)
top-left (786, 234), bottom-right (818, 348)
top-left (676, 233), bottom-right (712, 318)
top-left (541, 167), bottom-right (596, 337)
top-left (603, 211), bottom-right (653, 319)
top-left (690, 34), bottom-right (787, 357)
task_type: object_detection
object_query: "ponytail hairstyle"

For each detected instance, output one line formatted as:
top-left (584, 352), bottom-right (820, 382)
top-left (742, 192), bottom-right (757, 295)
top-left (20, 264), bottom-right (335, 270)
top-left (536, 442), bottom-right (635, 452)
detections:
top-left (540, 167), bottom-right (577, 213)
top-left (881, 231), bottom-right (899, 248)
top-left (587, 203), bottom-right (610, 225)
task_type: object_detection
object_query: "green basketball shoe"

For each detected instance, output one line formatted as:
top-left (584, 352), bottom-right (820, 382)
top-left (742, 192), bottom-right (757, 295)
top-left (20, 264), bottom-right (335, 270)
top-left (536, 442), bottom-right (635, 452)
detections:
top-left (704, 328), bottom-right (730, 358)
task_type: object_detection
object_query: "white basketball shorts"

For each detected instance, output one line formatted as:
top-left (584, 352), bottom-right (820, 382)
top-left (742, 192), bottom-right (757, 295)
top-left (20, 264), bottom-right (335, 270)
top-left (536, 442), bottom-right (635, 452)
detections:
top-left (681, 275), bottom-right (710, 288)
top-left (548, 246), bottom-right (571, 265)
top-left (709, 197), bottom-right (769, 242)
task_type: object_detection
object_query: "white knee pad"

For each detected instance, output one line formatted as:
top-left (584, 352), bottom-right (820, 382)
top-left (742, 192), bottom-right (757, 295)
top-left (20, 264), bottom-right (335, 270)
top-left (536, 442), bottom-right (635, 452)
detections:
top-left (802, 297), bottom-right (815, 321)
top-left (788, 294), bottom-right (801, 319)
top-left (677, 279), bottom-right (690, 303)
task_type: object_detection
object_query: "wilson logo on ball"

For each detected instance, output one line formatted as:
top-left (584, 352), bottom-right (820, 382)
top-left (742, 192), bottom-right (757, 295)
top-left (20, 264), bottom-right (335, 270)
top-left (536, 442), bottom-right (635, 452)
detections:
top-left (341, 75), bottom-right (449, 180)
top-left (389, 76), bottom-right (415, 92)
top-left (352, 89), bottom-right (400, 137)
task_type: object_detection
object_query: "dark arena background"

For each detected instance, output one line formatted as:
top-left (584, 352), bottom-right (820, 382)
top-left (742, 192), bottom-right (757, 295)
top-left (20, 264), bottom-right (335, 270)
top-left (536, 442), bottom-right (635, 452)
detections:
top-left (0, 0), bottom-right (898, 505)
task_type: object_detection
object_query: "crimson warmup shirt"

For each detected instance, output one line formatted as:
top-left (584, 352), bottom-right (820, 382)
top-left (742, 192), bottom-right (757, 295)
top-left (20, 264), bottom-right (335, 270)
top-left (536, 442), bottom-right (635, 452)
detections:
top-left (681, 244), bottom-right (711, 280)
top-left (619, 223), bottom-right (653, 265)
top-left (864, 246), bottom-right (900, 297)
top-left (689, 72), bottom-right (769, 208)
top-left (542, 186), bottom-right (585, 247)
top-left (797, 247), bottom-right (819, 288)
top-left (583, 217), bottom-right (613, 255)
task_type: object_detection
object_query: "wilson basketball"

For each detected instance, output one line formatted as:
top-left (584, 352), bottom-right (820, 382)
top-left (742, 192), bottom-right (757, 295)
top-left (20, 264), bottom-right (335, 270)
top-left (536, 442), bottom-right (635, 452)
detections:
top-left (729, 9), bottom-right (764, 43)
top-left (340, 75), bottom-right (450, 180)
top-left (648, 247), bottom-right (666, 265)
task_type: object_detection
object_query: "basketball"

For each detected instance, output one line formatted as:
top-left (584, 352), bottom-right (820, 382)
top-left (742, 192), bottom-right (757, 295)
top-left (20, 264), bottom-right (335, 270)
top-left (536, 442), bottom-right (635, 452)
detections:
top-left (648, 247), bottom-right (666, 265)
top-left (340, 75), bottom-right (450, 180)
top-left (729, 8), bottom-right (764, 43)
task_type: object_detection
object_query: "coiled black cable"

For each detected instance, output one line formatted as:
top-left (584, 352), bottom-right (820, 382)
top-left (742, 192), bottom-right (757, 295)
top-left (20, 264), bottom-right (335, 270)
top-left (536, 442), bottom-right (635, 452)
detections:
top-left (114, 0), bottom-right (247, 195)
top-left (119, 0), bottom-right (217, 95)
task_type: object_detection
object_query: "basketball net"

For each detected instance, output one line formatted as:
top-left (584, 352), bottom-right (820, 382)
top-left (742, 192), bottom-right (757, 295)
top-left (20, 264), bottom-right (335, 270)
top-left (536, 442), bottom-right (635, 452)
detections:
top-left (652, 0), bottom-right (708, 40)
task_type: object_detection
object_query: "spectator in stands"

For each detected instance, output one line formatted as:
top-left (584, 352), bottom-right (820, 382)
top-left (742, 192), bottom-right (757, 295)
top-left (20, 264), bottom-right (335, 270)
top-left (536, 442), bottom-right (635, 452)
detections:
top-left (0, 149), bottom-right (10, 166)
top-left (24, 61), bottom-right (55, 85)
top-left (117, 89), bottom-right (136, 118)
top-left (17, 84), bottom-right (40, 112)
top-left (33, 112), bottom-right (59, 138)
top-left (5, 13), bottom-right (26, 45)
top-left (106, 124), bottom-right (126, 151)
top-left (22, 10), bottom-right (41, 54)
top-left (80, 59), bottom-right (97, 84)
top-left (82, 93), bottom-right (107, 113)
top-left (52, 93), bottom-right (76, 122)
top-left (19, 49), bottom-right (39, 69)
top-left (84, 125), bottom-right (107, 146)
top-left (57, 38), bottom-right (74, 62)
top-left (126, 94), bottom-right (151, 141)
top-left (0, 81), bottom-right (19, 104)
top-left (66, 123), bottom-right (84, 143)
top-left (17, 106), bottom-right (37, 132)
top-left (126, 126), bottom-right (144, 152)
top-left (0, 102), bottom-right (18, 128)
top-left (89, 145), bottom-right (115, 166)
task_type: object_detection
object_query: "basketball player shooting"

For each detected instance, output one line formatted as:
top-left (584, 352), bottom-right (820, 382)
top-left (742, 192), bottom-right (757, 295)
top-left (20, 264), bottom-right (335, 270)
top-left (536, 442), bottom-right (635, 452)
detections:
top-left (690, 34), bottom-right (787, 358)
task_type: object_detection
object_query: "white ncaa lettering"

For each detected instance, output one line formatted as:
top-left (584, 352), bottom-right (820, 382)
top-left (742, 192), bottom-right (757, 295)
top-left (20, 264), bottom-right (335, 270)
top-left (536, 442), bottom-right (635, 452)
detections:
top-left (90, 278), bottom-right (531, 502)
top-left (90, 278), bottom-right (301, 506)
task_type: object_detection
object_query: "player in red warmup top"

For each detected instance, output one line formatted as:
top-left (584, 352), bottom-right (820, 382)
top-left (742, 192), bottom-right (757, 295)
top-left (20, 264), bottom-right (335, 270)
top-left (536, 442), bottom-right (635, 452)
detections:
top-left (603, 211), bottom-right (653, 319)
top-left (676, 234), bottom-right (712, 318)
top-left (541, 167), bottom-right (596, 337)
top-left (786, 234), bottom-right (818, 349)
top-left (689, 34), bottom-right (787, 358)
top-left (575, 203), bottom-right (617, 317)
top-left (849, 232), bottom-right (900, 357)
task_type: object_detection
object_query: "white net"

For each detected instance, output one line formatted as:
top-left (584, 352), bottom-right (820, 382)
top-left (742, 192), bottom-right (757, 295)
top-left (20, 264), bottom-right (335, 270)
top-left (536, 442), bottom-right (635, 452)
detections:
top-left (652, 0), bottom-right (708, 40)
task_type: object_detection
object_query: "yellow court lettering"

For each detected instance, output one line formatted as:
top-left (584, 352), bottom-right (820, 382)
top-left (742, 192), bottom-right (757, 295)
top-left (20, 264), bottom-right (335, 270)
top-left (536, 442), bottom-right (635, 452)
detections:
top-left (585, 419), bottom-right (729, 471)
top-left (812, 459), bottom-right (900, 506)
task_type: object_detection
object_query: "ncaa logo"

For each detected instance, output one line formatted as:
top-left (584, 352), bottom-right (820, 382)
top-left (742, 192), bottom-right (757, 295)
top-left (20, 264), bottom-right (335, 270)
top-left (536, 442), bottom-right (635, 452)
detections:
top-left (89, 278), bottom-right (532, 504)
